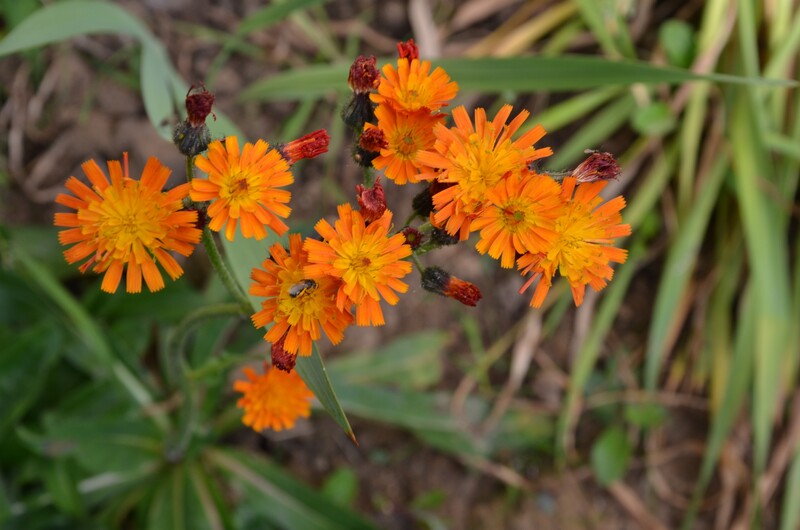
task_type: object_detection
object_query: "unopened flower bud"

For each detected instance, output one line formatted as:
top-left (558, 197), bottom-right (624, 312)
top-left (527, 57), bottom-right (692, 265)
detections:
top-left (397, 39), bottom-right (420, 60)
top-left (401, 226), bottom-right (424, 251)
top-left (421, 266), bottom-right (482, 307)
top-left (412, 187), bottom-right (433, 217)
top-left (356, 177), bottom-right (386, 223)
top-left (348, 55), bottom-right (380, 94)
top-left (271, 336), bottom-right (296, 373)
top-left (173, 84), bottom-right (216, 157)
top-left (572, 150), bottom-right (620, 183)
top-left (430, 227), bottom-right (458, 247)
top-left (277, 129), bottom-right (330, 165)
top-left (342, 94), bottom-right (376, 131)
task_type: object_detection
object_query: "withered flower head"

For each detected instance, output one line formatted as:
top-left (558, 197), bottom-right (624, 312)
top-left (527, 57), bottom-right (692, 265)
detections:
top-left (348, 55), bottom-right (380, 94)
top-left (185, 83), bottom-right (216, 127)
top-left (421, 266), bottom-right (482, 307)
top-left (572, 150), bottom-right (620, 183)
top-left (271, 336), bottom-right (296, 373)
top-left (401, 226), bottom-right (423, 251)
top-left (397, 39), bottom-right (420, 60)
top-left (278, 129), bottom-right (330, 165)
top-left (355, 177), bottom-right (387, 223)
top-left (354, 127), bottom-right (389, 167)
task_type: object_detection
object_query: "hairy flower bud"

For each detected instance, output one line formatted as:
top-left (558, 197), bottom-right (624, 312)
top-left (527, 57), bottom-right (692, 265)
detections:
top-left (173, 84), bottom-right (216, 157)
top-left (572, 150), bottom-right (620, 183)
top-left (430, 227), bottom-right (459, 247)
top-left (421, 266), bottom-right (482, 307)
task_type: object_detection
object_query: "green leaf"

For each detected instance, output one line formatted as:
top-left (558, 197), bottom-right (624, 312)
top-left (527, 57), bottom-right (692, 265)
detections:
top-left (43, 459), bottom-right (85, 517)
top-left (326, 331), bottom-right (449, 390)
top-left (209, 448), bottom-right (378, 530)
top-left (321, 468), bottom-right (358, 508)
top-left (591, 426), bottom-right (632, 486)
top-left (624, 403), bottom-right (667, 429)
top-left (630, 101), bottom-right (677, 136)
top-left (240, 55), bottom-right (795, 102)
top-left (296, 346), bottom-right (356, 443)
top-left (0, 323), bottom-right (60, 433)
top-left (659, 20), bottom-right (696, 68)
top-left (146, 465), bottom-right (219, 530)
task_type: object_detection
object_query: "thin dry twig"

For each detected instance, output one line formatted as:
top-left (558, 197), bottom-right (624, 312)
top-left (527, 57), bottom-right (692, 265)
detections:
top-left (608, 480), bottom-right (671, 530)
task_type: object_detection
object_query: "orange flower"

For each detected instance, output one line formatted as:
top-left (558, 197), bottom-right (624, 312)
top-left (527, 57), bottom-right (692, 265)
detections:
top-left (304, 204), bottom-right (412, 326)
top-left (518, 177), bottom-right (631, 307)
top-left (371, 58), bottom-right (458, 113)
top-left (190, 137), bottom-right (293, 241)
top-left (366, 104), bottom-right (443, 185)
top-left (54, 155), bottom-right (201, 294)
top-left (233, 365), bottom-right (314, 432)
top-left (417, 105), bottom-right (553, 240)
top-left (471, 172), bottom-right (563, 268)
top-left (250, 234), bottom-right (353, 357)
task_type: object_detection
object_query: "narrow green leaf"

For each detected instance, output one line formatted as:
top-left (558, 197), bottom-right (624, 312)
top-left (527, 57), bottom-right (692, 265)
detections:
top-left (326, 331), bottom-right (449, 390)
top-left (240, 55), bottom-right (795, 102)
top-left (644, 153), bottom-right (729, 389)
top-left (296, 345), bottom-right (356, 442)
top-left (321, 468), bottom-right (358, 508)
top-left (209, 448), bottom-right (378, 530)
top-left (780, 443), bottom-right (800, 530)
top-left (43, 460), bottom-right (85, 517)
top-left (591, 426), bottom-right (633, 486)
top-left (238, 0), bottom-right (325, 35)
top-left (0, 1), bottom-right (152, 57)
top-left (0, 323), bottom-right (60, 433)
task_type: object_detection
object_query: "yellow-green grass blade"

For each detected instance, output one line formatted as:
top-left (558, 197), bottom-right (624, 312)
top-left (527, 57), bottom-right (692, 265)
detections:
top-left (644, 153), bottom-right (729, 389)
top-left (730, 88), bottom-right (792, 476)
top-left (572, 0), bottom-right (636, 58)
top-left (238, 55), bottom-right (795, 102)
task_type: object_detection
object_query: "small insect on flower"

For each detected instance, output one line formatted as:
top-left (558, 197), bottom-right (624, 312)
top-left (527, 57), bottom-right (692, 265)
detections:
top-left (288, 279), bottom-right (318, 298)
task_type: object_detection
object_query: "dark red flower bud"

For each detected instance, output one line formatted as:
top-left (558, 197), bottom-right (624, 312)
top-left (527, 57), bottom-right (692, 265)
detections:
top-left (185, 83), bottom-right (216, 127)
top-left (348, 55), bottom-right (380, 94)
top-left (421, 266), bottom-right (482, 307)
top-left (359, 126), bottom-right (388, 152)
top-left (572, 150), bottom-right (620, 183)
top-left (401, 226), bottom-right (423, 251)
top-left (271, 335), bottom-right (296, 373)
top-left (356, 177), bottom-right (386, 223)
top-left (397, 39), bottom-right (420, 60)
top-left (278, 129), bottom-right (330, 165)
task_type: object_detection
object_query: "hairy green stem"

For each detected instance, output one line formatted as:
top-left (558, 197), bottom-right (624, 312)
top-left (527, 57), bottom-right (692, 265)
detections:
top-left (201, 227), bottom-right (253, 314)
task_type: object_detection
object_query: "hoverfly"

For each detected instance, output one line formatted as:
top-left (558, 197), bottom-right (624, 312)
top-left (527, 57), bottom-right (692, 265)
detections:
top-left (288, 279), bottom-right (318, 298)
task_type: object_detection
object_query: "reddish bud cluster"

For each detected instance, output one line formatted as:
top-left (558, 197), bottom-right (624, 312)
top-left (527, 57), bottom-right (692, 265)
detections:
top-left (185, 84), bottom-right (216, 127)
top-left (356, 177), bottom-right (387, 223)
top-left (348, 55), bottom-right (380, 94)
top-left (396, 39), bottom-right (420, 60)
top-left (279, 129), bottom-right (330, 165)
top-left (271, 336), bottom-right (296, 372)
top-left (359, 127), bottom-right (388, 152)
top-left (572, 150), bottom-right (620, 183)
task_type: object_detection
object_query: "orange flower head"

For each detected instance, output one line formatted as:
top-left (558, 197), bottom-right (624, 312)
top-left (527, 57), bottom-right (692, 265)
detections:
top-left (304, 204), bottom-right (412, 326)
top-left (417, 105), bottom-right (553, 240)
top-left (54, 154), bottom-right (201, 294)
top-left (190, 137), bottom-right (293, 241)
top-left (371, 58), bottom-right (458, 113)
top-left (233, 364), bottom-right (314, 432)
top-left (518, 177), bottom-right (631, 307)
top-left (471, 172), bottom-right (563, 268)
top-left (366, 104), bottom-right (443, 185)
top-left (251, 234), bottom-right (353, 357)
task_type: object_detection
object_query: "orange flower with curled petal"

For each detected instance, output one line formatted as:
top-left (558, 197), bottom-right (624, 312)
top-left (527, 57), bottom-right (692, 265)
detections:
top-left (366, 104), bottom-right (443, 185)
top-left (371, 58), bottom-right (458, 113)
top-left (233, 364), bottom-right (314, 432)
top-left (250, 234), bottom-right (353, 357)
top-left (471, 171), bottom-right (563, 268)
top-left (54, 154), bottom-right (201, 293)
top-left (191, 137), bottom-right (293, 241)
top-left (518, 177), bottom-right (630, 307)
top-left (417, 105), bottom-right (553, 240)
top-left (304, 204), bottom-right (412, 327)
